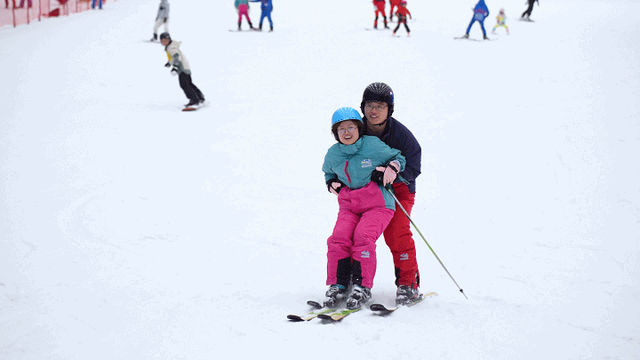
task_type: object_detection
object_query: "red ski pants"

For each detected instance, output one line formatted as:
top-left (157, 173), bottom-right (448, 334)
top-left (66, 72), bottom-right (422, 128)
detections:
top-left (326, 182), bottom-right (394, 289)
top-left (383, 183), bottom-right (420, 288)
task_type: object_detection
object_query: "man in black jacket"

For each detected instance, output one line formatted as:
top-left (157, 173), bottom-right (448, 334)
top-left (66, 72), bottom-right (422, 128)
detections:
top-left (360, 82), bottom-right (423, 305)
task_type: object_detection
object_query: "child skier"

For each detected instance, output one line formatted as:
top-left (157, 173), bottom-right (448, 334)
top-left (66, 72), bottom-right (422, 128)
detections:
top-left (322, 107), bottom-right (406, 310)
top-left (159, 33), bottom-right (205, 109)
top-left (462, 0), bottom-right (490, 40)
top-left (249, 0), bottom-right (273, 31)
top-left (492, 8), bottom-right (509, 35)
top-left (234, 0), bottom-right (254, 31)
top-left (151, 0), bottom-right (170, 42)
top-left (372, 0), bottom-right (389, 29)
top-left (392, 0), bottom-right (412, 37)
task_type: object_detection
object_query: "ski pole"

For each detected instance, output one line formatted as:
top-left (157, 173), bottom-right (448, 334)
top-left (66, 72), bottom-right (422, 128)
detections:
top-left (385, 186), bottom-right (468, 300)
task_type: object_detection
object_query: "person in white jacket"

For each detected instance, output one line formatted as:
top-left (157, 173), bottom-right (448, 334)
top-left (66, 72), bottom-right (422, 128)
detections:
top-left (160, 33), bottom-right (205, 108)
top-left (151, 0), bottom-right (170, 42)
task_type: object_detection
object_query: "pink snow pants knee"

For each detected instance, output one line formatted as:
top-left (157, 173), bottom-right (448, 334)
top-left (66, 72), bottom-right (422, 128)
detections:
top-left (238, 4), bottom-right (250, 23)
top-left (326, 182), bottom-right (394, 289)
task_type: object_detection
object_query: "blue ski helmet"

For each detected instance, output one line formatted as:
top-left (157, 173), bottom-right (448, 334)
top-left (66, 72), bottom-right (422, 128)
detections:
top-left (331, 107), bottom-right (363, 142)
top-left (331, 107), bottom-right (363, 126)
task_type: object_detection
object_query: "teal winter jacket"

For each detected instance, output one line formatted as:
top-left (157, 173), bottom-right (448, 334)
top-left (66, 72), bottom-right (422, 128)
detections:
top-left (322, 136), bottom-right (406, 210)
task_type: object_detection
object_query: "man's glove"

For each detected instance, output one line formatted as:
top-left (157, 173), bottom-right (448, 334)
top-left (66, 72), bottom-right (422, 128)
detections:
top-left (170, 66), bottom-right (179, 75)
top-left (326, 178), bottom-right (346, 195)
top-left (371, 161), bottom-right (400, 186)
top-left (164, 62), bottom-right (171, 68)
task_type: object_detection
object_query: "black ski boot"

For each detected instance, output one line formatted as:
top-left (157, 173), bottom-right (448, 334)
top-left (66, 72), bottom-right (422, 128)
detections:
top-left (346, 285), bottom-right (371, 310)
top-left (323, 284), bottom-right (347, 308)
top-left (396, 285), bottom-right (421, 305)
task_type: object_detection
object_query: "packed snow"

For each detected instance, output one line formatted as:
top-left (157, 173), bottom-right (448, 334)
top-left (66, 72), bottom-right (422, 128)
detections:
top-left (1, 0), bottom-right (639, 359)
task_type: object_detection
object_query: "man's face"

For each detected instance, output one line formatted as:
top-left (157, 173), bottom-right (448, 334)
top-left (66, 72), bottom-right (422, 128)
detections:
top-left (160, 38), bottom-right (170, 46)
top-left (363, 101), bottom-right (389, 127)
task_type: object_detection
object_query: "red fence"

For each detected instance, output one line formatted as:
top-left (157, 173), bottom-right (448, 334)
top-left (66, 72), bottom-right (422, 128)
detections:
top-left (1, 0), bottom-right (108, 28)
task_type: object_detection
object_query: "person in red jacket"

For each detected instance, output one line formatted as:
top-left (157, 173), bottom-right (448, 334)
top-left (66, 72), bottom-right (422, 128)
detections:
top-left (392, 0), bottom-right (412, 36)
top-left (389, 0), bottom-right (402, 22)
top-left (373, 0), bottom-right (389, 29)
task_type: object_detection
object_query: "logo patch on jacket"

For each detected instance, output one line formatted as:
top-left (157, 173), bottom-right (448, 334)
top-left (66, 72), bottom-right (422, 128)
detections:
top-left (360, 250), bottom-right (370, 258)
top-left (361, 159), bottom-right (372, 168)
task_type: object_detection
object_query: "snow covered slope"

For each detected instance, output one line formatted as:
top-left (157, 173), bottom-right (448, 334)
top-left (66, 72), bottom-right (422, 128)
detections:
top-left (1, 0), bottom-right (639, 359)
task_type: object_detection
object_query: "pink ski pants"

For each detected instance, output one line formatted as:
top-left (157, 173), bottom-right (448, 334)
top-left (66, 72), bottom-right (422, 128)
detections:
top-left (237, 4), bottom-right (251, 23)
top-left (326, 182), bottom-right (394, 289)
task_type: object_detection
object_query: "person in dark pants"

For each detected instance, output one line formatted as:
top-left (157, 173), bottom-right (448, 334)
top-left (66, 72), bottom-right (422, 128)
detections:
top-left (521, 0), bottom-right (538, 20)
top-left (392, 0), bottom-right (412, 37)
top-left (159, 33), bottom-right (205, 108)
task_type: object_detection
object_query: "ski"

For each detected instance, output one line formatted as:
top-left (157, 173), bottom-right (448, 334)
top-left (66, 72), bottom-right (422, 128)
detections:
top-left (370, 291), bottom-right (438, 314)
top-left (287, 300), bottom-right (332, 322)
top-left (317, 308), bottom-right (361, 322)
top-left (453, 36), bottom-right (494, 41)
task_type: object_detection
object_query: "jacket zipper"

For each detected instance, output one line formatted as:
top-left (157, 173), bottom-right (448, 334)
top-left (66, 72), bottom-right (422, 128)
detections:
top-left (344, 161), bottom-right (352, 185)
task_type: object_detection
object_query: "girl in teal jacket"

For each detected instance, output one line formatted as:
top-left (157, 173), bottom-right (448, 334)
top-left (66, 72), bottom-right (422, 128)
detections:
top-left (321, 107), bottom-right (406, 310)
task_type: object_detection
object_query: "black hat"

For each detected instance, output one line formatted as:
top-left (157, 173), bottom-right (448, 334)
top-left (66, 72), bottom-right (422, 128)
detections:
top-left (159, 32), bottom-right (171, 40)
top-left (360, 82), bottom-right (394, 117)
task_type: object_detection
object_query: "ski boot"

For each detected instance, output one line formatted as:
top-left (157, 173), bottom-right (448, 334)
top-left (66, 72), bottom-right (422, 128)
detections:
top-left (151, 33), bottom-right (158, 42)
top-left (462, 33), bottom-right (470, 39)
top-left (346, 285), bottom-right (371, 310)
top-left (483, 35), bottom-right (490, 40)
top-left (323, 284), bottom-right (347, 308)
top-left (184, 99), bottom-right (199, 108)
top-left (396, 285), bottom-right (421, 305)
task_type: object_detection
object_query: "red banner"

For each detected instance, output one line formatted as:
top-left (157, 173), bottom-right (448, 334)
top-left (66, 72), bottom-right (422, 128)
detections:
top-left (0, 0), bottom-right (105, 29)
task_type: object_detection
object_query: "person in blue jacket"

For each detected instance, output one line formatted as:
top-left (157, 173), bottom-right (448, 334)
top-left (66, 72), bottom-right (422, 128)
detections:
top-left (250, 0), bottom-right (273, 31)
top-left (462, 0), bottom-right (490, 40)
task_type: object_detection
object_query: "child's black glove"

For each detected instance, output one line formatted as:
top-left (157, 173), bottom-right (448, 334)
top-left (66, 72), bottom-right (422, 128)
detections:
top-left (326, 178), bottom-right (346, 195)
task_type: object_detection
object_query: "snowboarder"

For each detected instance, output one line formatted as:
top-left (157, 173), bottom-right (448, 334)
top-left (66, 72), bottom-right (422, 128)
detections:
top-left (234, 0), bottom-right (254, 31)
top-left (151, 0), bottom-right (170, 42)
top-left (521, 0), bottom-right (538, 21)
top-left (462, 0), bottom-right (490, 40)
top-left (492, 8), bottom-right (509, 35)
top-left (392, 0), bottom-right (412, 37)
top-left (159, 33), bottom-right (205, 109)
top-left (323, 107), bottom-right (406, 310)
top-left (360, 82), bottom-right (423, 305)
top-left (249, 0), bottom-right (273, 32)
top-left (372, 0), bottom-right (389, 29)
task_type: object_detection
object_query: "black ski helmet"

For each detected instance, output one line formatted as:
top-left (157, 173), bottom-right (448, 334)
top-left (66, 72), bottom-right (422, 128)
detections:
top-left (360, 82), bottom-right (394, 117)
top-left (159, 32), bottom-right (171, 40)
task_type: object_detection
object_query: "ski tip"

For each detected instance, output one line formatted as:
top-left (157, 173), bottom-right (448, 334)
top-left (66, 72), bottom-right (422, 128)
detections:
top-left (287, 314), bottom-right (305, 322)
top-left (306, 300), bottom-right (323, 309)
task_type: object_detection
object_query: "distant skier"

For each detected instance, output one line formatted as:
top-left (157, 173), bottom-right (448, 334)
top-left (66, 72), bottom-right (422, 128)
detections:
top-left (389, 0), bottom-right (401, 22)
top-left (492, 8), bottom-right (509, 35)
top-left (234, 0), bottom-right (254, 31)
top-left (151, 0), bottom-right (170, 42)
top-left (249, 0), bottom-right (273, 32)
top-left (91, 0), bottom-right (102, 10)
top-left (462, 0), bottom-right (490, 40)
top-left (372, 0), bottom-right (389, 29)
top-left (392, 0), bottom-right (412, 37)
top-left (159, 33), bottom-right (205, 109)
top-left (521, 0), bottom-right (538, 21)
top-left (323, 107), bottom-right (406, 310)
